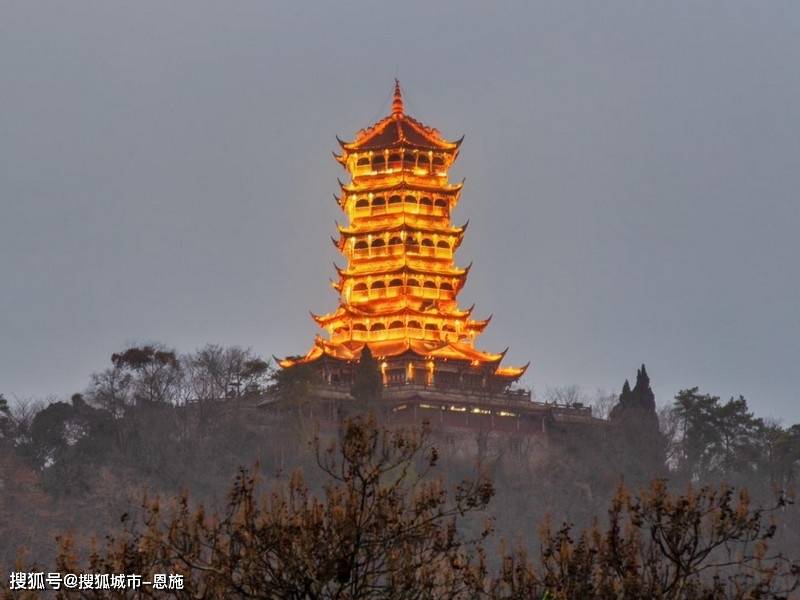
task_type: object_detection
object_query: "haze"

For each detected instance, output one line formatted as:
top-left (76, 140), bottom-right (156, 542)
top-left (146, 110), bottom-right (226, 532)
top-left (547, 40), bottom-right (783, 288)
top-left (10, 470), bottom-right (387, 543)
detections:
top-left (1, 1), bottom-right (798, 422)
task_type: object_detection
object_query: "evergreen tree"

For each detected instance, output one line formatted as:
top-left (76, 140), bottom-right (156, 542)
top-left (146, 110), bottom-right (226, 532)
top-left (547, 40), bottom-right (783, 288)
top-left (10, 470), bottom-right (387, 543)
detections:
top-left (609, 364), bottom-right (667, 484)
top-left (350, 345), bottom-right (382, 406)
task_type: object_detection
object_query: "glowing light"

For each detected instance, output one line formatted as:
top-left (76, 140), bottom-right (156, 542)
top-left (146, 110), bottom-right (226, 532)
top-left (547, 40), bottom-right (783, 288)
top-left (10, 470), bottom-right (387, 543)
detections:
top-left (278, 82), bottom-right (528, 386)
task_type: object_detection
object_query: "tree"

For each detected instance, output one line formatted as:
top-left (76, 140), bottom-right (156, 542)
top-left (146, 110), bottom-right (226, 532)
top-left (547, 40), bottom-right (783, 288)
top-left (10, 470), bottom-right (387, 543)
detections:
top-left (608, 365), bottom-right (667, 485)
top-left (350, 345), bottom-right (382, 407)
top-left (53, 416), bottom-right (494, 599)
top-left (489, 481), bottom-right (800, 600)
top-left (110, 344), bottom-right (182, 405)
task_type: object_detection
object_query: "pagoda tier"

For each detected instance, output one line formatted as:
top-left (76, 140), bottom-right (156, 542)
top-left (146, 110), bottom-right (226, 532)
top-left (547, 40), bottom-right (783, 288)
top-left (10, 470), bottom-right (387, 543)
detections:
top-left (280, 81), bottom-right (528, 392)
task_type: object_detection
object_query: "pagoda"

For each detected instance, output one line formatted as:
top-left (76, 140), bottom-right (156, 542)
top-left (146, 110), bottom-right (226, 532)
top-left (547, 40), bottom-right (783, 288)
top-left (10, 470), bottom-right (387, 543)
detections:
top-left (279, 81), bottom-right (528, 398)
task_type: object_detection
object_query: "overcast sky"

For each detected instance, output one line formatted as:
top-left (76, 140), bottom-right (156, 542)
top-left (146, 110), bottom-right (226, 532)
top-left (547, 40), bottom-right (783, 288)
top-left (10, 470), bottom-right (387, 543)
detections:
top-left (2, 1), bottom-right (799, 422)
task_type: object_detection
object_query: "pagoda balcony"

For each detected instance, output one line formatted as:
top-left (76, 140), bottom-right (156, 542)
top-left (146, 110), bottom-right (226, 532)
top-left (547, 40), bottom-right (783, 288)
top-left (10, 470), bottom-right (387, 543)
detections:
top-left (302, 380), bottom-right (540, 409)
top-left (337, 327), bottom-right (462, 344)
top-left (349, 246), bottom-right (452, 260)
top-left (349, 286), bottom-right (455, 303)
top-left (350, 165), bottom-right (448, 179)
top-left (352, 203), bottom-right (449, 219)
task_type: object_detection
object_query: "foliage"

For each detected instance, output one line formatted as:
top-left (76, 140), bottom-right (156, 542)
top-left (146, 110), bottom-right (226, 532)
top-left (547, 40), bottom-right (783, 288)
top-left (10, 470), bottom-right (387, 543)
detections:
top-left (350, 346), bottom-right (383, 406)
top-left (50, 416), bottom-right (494, 599)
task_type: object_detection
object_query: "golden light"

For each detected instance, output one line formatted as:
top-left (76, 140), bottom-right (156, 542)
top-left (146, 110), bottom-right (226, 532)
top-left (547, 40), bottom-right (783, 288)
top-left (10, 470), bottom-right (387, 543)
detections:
top-left (278, 81), bottom-right (528, 388)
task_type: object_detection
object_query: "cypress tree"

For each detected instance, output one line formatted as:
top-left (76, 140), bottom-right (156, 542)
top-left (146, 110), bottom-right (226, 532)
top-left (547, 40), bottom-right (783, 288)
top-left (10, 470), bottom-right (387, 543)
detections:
top-left (351, 345), bottom-right (383, 406)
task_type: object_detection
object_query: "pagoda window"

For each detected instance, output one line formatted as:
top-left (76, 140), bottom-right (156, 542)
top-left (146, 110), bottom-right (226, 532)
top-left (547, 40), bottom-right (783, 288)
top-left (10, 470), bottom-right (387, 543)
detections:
top-left (373, 156), bottom-right (385, 169)
top-left (388, 195), bottom-right (402, 205)
top-left (434, 198), bottom-right (448, 208)
top-left (388, 320), bottom-right (403, 329)
top-left (404, 195), bottom-right (417, 204)
top-left (371, 238), bottom-right (385, 248)
top-left (442, 324), bottom-right (456, 332)
top-left (353, 282), bottom-right (368, 291)
top-left (357, 157), bottom-right (370, 166)
top-left (420, 196), bottom-right (433, 206)
top-left (334, 326), bottom-right (350, 334)
top-left (418, 155), bottom-right (429, 166)
top-left (371, 280), bottom-right (385, 289)
top-left (407, 320), bottom-right (422, 329)
top-left (370, 323), bottom-right (386, 331)
top-left (388, 236), bottom-right (402, 246)
top-left (403, 153), bottom-right (416, 166)
top-left (440, 282), bottom-right (454, 291)
top-left (354, 240), bottom-right (368, 250)
top-left (407, 278), bottom-right (420, 287)
top-left (388, 278), bottom-right (403, 287)
top-left (436, 240), bottom-right (450, 249)
top-left (355, 198), bottom-right (369, 208)
top-left (423, 280), bottom-right (436, 289)
top-left (372, 197), bottom-right (386, 207)
top-left (432, 156), bottom-right (445, 167)
top-left (388, 153), bottom-right (401, 167)
top-left (421, 238), bottom-right (434, 247)
top-left (353, 323), bottom-right (367, 331)
top-left (425, 323), bottom-right (439, 331)
top-left (405, 238), bottom-right (419, 247)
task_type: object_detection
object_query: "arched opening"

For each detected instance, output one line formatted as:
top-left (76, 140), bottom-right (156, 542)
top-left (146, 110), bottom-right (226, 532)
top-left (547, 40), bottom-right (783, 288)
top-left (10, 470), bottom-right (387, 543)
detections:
top-left (405, 237), bottom-right (419, 247)
top-left (353, 323), bottom-right (367, 331)
top-left (388, 236), bottom-right (403, 246)
top-left (425, 323), bottom-right (439, 331)
top-left (388, 278), bottom-right (403, 287)
top-left (355, 198), bottom-right (369, 208)
top-left (372, 197), bottom-right (386, 207)
top-left (370, 323), bottom-right (386, 332)
top-left (388, 320), bottom-right (403, 329)
top-left (432, 156), bottom-right (445, 167)
top-left (371, 280), bottom-right (385, 289)
top-left (420, 196), bottom-right (433, 206)
top-left (403, 153), bottom-right (416, 167)
top-left (440, 282), bottom-right (454, 291)
top-left (421, 238), bottom-right (434, 247)
top-left (354, 240), bottom-right (368, 250)
top-left (388, 154), bottom-right (401, 167)
top-left (371, 238), bottom-right (385, 248)
top-left (436, 240), bottom-right (450, 249)
top-left (407, 278), bottom-right (420, 287)
top-left (356, 157), bottom-right (370, 166)
top-left (372, 155), bottom-right (385, 169)
top-left (434, 198), bottom-right (448, 208)
top-left (423, 280), bottom-right (437, 289)
top-left (388, 195), bottom-right (402, 205)
top-left (353, 282), bottom-right (368, 291)
top-left (404, 195), bottom-right (417, 205)
top-left (407, 320), bottom-right (422, 329)
top-left (442, 324), bottom-right (456, 332)
top-left (417, 154), bottom-right (429, 167)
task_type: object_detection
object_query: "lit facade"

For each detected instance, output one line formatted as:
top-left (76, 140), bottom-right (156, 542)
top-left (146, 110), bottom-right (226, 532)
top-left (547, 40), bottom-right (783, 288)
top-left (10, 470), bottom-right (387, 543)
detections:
top-left (279, 81), bottom-right (528, 394)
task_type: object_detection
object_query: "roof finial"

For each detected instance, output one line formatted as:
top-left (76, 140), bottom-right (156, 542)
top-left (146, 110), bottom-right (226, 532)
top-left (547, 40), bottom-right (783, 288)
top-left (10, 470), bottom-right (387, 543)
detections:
top-left (392, 79), bottom-right (404, 117)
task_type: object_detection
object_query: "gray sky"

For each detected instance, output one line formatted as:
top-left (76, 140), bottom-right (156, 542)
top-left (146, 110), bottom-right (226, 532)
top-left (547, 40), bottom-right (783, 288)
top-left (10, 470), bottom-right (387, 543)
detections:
top-left (2, 1), bottom-right (799, 423)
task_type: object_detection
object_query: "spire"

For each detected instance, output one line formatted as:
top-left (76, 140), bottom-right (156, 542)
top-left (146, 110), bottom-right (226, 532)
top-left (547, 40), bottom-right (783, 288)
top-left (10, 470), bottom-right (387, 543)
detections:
top-left (391, 79), bottom-right (404, 117)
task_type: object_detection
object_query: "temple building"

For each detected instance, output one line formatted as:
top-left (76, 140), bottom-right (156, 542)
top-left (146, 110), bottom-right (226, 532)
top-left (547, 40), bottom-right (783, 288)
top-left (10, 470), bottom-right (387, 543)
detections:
top-left (279, 81), bottom-right (529, 398)
top-left (271, 82), bottom-right (609, 435)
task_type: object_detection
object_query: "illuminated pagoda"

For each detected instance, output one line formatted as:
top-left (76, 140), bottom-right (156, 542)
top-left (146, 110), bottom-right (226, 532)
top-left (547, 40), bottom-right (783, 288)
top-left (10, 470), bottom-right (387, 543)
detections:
top-left (279, 81), bottom-right (529, 401)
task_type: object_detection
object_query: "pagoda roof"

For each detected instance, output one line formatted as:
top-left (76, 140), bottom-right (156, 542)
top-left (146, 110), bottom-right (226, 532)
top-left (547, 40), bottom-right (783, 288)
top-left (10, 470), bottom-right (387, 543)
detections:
top-left (336, 216), bottom-right (467, 236)
top-left (311, 301), bottom-right (478, 326)
top-left (279, 336), bottom-right (507, 368)
top-left (339, 178), bottom-right (464, 195)
top-left (335, 259), bottom-right (471, 279)
top-left (337, 82), bottom-right (462, 153)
